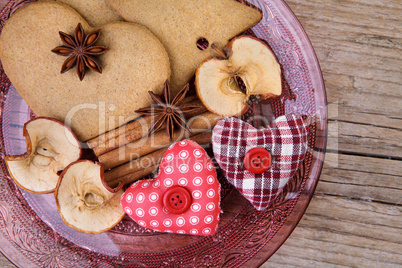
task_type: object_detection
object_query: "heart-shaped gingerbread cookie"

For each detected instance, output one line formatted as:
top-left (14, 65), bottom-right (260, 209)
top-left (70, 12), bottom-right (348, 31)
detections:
top-left (0, 1), bottom-right (170, 141)
top-left (212, 114), bottom-right (309, 211)
top-left (121, 139), bottom-right (221, 236)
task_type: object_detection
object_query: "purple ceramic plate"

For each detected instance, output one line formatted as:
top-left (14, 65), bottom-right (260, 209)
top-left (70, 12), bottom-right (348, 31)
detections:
top-left (0, 0), bottom-right (327, 267)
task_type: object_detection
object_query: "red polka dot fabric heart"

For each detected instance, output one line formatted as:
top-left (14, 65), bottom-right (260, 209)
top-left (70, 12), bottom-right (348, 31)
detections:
top-left (121, 139), bottom-right (221, 236)
top-left (212, 114), bottom-right (309, 211)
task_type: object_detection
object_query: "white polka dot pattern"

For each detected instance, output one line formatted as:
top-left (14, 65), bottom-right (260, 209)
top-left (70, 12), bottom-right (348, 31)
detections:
top-left (120, 139), bottom-right (220, 236)
top-left (206, 202), bottom-right (215, 211)
top-left (178, 178), bottom-right (188, 186)
top-left (149, 192), bottom-right (159, 202)
top-left (179, 164), bottom-right (189, 173)
top-left (179, 150), bottom-right (189, 159)
top-left (130, 181), bottom-right (140, 188)
top-left (124, 207), bottom-right (132, 215)
top-left (207, 162), bottom-right (214, 171)
top-left (141, 182), bottom-right (150, 188)
top-left (204, 215), bottom-right (214, 224)
top-left (207, 175), bottom-right (215, 185)
top-left (125, 193), bottom-right (133, 203)
top-left (193, 163), bottom-right (203, 172)
top-left (165, 153), bottom-right (174, 162)
top-left (179, 140), bottom-right (188, 146)
top-left (176, 217), bottom-right (185, 227)
top-left (190, 216), bottom-right (199, 225)
top-left (193, 149), bottom-right (202, 158)
top-left (192, 190), bottom-right (202, 199)
top-left (136, 208), bottom-right (144, 217)
top-left (150, 220), bottom-right (159, 227)
top-left (191, 203), bottom-right (201, 212)
top-left (202, 228), bottom-right (211, 235)
top-left (193, 177), bottom-right (202, 186)
top-left (163, 219), bottom-right (172, 227)
top-left (163, 178), bottom-right (173, 187)
top-left (149, 207), bottom-right (158, 216)
top-left (164, 166), bottom-right (174, 174)
top-left (207, 189), bottom-right (215, 198)
top-left (136, 193), bottom-right (145, 203)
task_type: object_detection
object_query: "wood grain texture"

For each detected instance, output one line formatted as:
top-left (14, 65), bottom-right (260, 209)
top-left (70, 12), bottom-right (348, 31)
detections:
top-left (0, 0), bottom-right (401, 267)
top-left (264, 0), bottom-right (401, 267)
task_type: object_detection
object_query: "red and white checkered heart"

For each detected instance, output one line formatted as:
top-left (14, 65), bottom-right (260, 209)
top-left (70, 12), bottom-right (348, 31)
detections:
top-left (212, 114), bottom-right (309, 211)
top-left (121, 139), bottom-right (221, 236)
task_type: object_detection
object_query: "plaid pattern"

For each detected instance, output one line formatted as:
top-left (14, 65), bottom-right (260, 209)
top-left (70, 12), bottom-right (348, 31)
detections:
top-left (212, 114), bottom-right (309, 211)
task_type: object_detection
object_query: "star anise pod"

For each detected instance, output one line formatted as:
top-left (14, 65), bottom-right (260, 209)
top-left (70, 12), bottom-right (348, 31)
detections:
top-left (51, 23), bottom-right (109, 81)
top-left (135, 80), bottom-right (203, 141)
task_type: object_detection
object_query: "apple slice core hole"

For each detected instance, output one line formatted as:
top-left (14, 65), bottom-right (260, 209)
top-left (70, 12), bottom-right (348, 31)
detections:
top-left (235, 76), bottom-right (247, 93)
top-left (196, 38), bottom-right (209, 50)
top-left (84, 191), bottom-right (105, 207)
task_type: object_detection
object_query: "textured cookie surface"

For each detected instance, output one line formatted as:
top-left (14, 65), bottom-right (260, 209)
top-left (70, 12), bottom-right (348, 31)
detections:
top-left (49, 0), bottom-right (123, 27)
top-left (108, 0), bottom-right (262, 92)
top-left (0, 1), bottom-right (170, 141)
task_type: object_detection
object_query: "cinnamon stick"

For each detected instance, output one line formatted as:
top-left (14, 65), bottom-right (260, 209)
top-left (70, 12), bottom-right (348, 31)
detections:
top-left (105, 147), bottom-right (168, 180)
top-left (99, 112), bottom-right (221, 170)
top-left (107, 164), bottom-right (159, 189)
top-left (104, 131), bottom-right (212, 188)
top-left (86, 96), bottom-right (204, 155)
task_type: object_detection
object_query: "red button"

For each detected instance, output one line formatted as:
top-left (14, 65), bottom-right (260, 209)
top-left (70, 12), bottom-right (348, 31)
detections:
top-left (243, 148), bottom-right (272, 174)
top-left (163, 186), bottom-right (192, 214)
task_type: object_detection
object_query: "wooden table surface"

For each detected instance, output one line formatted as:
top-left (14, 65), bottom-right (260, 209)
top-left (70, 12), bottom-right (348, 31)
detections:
top-left (0, 0), bottom-right (401, 267)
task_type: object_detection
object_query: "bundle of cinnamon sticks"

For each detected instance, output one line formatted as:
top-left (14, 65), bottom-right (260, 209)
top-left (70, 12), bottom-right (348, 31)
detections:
top-left (86, 97), bottom-right (222, 188)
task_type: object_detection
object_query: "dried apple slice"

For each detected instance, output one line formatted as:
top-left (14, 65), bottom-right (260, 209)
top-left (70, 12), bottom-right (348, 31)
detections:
top-left (55, 160), bottom-right (125, 234)
top-left (195, 36), bottom-right (282, 116)
top-left (5, 117), bottom-right (81, 193)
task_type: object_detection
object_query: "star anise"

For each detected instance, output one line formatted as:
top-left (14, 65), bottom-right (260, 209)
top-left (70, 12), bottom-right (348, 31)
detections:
top-left (135, 80), bottom-right (203, 141)
top-left (51, 23), bottom-right (109, 81)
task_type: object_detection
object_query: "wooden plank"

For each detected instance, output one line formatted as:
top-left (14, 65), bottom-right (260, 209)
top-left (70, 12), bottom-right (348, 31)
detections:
top-left (284, 0), bottom-right (402, 158)
top-left (285, 0), bottom-right (402, 34)
top-left (326, 82), bottom-right (401, 130)
top-left (263, 0), bottom-right (402, 267)
top-left (316, 154), bottom-right (402, 205)
top-left (318, 153), bottom-right (402, 205)
top-left (327, 120), bottom-right (402, 158)
top-left (265, 195), bottom-right (402, 267)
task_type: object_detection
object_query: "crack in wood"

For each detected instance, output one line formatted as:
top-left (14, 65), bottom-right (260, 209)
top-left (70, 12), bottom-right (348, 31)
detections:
top-left (326, 149), bottom-right (402, 161)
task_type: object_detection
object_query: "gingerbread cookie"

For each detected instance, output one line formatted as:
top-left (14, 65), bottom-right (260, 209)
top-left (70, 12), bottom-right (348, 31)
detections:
top-left (48, 0), bottom-right (123, 27)
top-left (108, 0), bottom-right (262, 91)
top-left (0, 1), bottom-right (170, 141)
